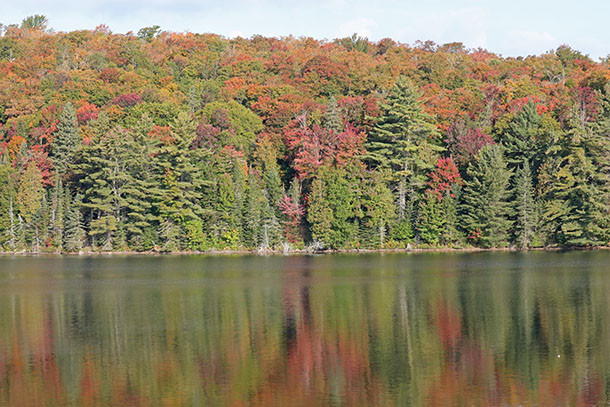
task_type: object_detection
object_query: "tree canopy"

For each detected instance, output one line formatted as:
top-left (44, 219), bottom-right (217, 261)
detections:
top-left (0, 16), bottom-right (608, 252)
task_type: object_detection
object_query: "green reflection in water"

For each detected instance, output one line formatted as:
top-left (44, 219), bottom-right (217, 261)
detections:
top-left (0, 252), bottom-right (608, 406)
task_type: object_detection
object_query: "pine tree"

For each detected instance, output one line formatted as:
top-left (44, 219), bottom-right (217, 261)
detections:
top-left (502, 102), bottom-right (549, 171)
top-left (30, 192), bottom-right (50, 252)
top-left (156, 112), bottom-right (209, 248)
top-left (63, 193), bottom-right (85, 252)
top-left (243, 170), bottom-right (264, 247)
top-left (306, 176), bottom-right (332, 248)
top-left (232, 156), bottom-right (247, 243)
top-left (586, 85), bottom-right (610, 243)
top-left (14, 215), bottom-right (26, 251)
top-left (259, 190), bottom-right (282, 249)
top-left (48, 175), bottom-right (64, 250)
top-left (52, 102), bottom-right (79, 175)
top-left (159, 219), bottom-right (180, 252)
top-left (0, 161), bottom-right (17, 249)
top-left (213, 171), bottom-right (236, 244)
top-left (513, 160), bottom-right (537, 249)
top-left (75, 126), bottom-right (128, 249)
top-left (362, 170), bottom-right (395, 247)
top-left (366, 76), bottom-right (442, 220)
top-left (261, 154), bottom-right (283, 215)
top-left (540, 126), bottom-right (606, 246)
top-left (440, 185), bottom-right (462, 247)
top-left (307, 165), bottom-right (361, 249)
top-left (323, 96), bottom-right (343, 132)
top-left (123, 114), bottom-right (163, 248)
top-left (460, 144), bottom-right (512, 248)
top-left (417, 190), bottom-right (445, 246)
top-left (17, 160), bottom-right (44, 225)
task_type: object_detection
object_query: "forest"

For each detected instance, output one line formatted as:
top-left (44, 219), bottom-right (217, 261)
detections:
top-left (0, 15), bottom-right (608, 252)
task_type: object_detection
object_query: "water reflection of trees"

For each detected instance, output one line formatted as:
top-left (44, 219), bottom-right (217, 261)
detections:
top-left (0, 254), bottom-right (608, 406)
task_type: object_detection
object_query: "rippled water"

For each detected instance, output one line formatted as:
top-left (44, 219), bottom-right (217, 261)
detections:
top-left (0, 252), bottom-right (608, 406)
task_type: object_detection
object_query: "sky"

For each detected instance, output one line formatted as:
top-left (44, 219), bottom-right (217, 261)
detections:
top-left (3, 0), bottom-right (610, 59)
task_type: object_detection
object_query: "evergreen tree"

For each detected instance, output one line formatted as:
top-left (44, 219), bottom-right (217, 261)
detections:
top-left (366, 76), bottom-right (442, 220)
top-left (460, 144), bottom-right (512, 248)
top-left (307, 165), bottom-right (361, 249)
top-left (261, 154), bottom-right (283, 215)
top-left (513, 160), bottom-right (538, 249)
top-left (14, 215), bottom-right (26, 251)
top-left (586, 85), bottom-right (610, 243)
top-left (156, 112), bottom-right (209, 246)
top-left (254, 137), bottom-right (284, 216)
top-left (417, 190), bottom-right (445, 246)
top-left (259, 190), bottom-right (282, 249)
top-left (30, 192), bottom-right (50, 252)
top-left (232, 156), bottom-right (248, 243)
top-left (75, 126), bottom-right (129, 250)
top-left (243, 170), bottom-right (264, 247)
top-left (540, 126), bottom-right (606, 246)
top-left (323, 96), bottom-right (343, 132)
top-left (52, 102), bottom-right (79, 175)
top-left (159, 218), bottom-right (180, 252)
top-left (440, 185), bottom-right (463, 247)
top-left (362, 170), bottom-right (395, 247)
top-left (502, 102), bottom-right (550, 171)
top-left (123, 114), bottom-right (163, 249)
top-left (48, 175), bottom-right (64, 249)
top-left (16, 160), bottom-right (44, 224)
top-left (212, 171), bottom-right (237, 246)
top-left (0, 161), bottom-right (17, 249)
top-left (63, 193), bottom-right (85, 252)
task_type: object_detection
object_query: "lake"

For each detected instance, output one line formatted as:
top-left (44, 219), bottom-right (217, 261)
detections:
top-left (0, 252), bottom-right (608, 406)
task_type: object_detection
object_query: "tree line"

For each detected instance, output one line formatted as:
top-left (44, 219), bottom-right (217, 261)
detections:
top-left (0, 17), bottom-right (608, 251)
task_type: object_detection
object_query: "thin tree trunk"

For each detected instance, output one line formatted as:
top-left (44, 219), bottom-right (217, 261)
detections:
top-left (8, 196), bottom-right (15, 250)
top-left (398, 177), bottom-right (406, 220)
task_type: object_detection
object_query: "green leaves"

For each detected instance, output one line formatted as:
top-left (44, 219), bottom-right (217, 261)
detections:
top-left (461, 145), bottom-right (512, 248)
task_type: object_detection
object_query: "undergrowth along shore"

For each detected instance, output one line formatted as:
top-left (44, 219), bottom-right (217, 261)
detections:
top-left (1, 245), bottom-right (608, 256)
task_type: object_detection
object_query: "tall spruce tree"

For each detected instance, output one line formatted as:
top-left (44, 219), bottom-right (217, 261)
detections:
top-left (513, 160), bottom-right (538, 249)
top-left (417, 190), bottom-right (445, 246)
top-left (460, 144), bottom-right (512, 248)
top-left (0, 161), bottom-right (17, 249)
top-left (366, 76), bottom-right (442, 220)
top-left (75, 126), bottom-right (130, 250)
top-left (17, 160), bottom-right (44, 225)
top-left (123, 113), bottom-right (163, 249)
top-left (502, 102), bottom-right (549, 171)
top-left (541, 125), bottom-right (606, 246)
top-left (157, 112), bottom-right (208, 231)
top-left (259, 190), bottom-right (282, 249)
top-left (307, 165), bottom-right (361, 249)
top-left (440, 185), bottom-right (462, 247)
top-left (48, 175), bottom-right (64, 249)
top-left (243, 170), bottom-right (265, 247)
top-left (323, 96), bottom-right (343, 132)
top-left (362, 170), bottom-right (395, 247)
top-left (52, 102), bottom-right (79, 175)
top-left (63, 193), bottom-right (85, 252)
top-left (586, 85), bottom-right (610, 243)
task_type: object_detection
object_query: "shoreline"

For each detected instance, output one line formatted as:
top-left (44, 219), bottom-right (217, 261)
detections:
top-left (1, 246), bottom-right (609, 257)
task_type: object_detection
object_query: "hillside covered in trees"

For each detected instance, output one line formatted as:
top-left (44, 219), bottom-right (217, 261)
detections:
top-left (0, 16), bottom-right (608, 252)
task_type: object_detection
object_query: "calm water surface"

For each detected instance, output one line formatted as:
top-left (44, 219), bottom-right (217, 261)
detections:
top-left (0, 252), bottom-right (609, 406)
